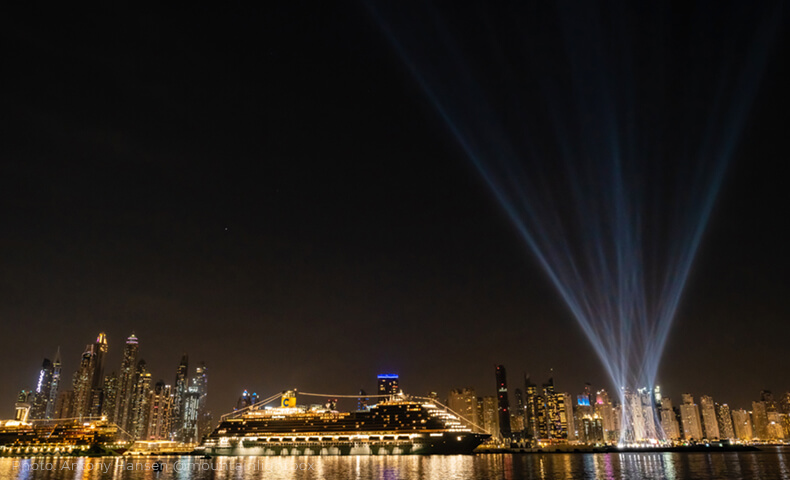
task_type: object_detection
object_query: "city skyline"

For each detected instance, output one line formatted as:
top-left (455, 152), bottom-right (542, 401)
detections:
top-left (9, 329), bottom-right (789, 428)
top-left (12, 333), bottom-right (790, 448)
top-left (2, 1), bottom-right (788, 445)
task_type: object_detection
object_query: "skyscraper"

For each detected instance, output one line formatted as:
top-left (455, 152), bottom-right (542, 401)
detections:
top-left (171, 354), bottom-right (189, 441)
top-left (89, 333), bottom-right (109, 416)
top-left (72, 333), bottom-right (109, 418)
top-left (680, 394), bottom-right (703, 441)
top-left (194, 362), bottom-right (211, 441)
top-left (130, 359), bottom-right (152, 439)
top-left (752, 401), bottom-right (769, 440)
top-left (716, 403), bottom-right (735, 440)
top-left (30, 358), bottom-right (55, 420)
top-left (48, 350), bottom-right (61, 420)
top-left (595, 389), bottom-right (617, 442)
top-left (560, 392), bottom-right (575, 440)
top-left (147, 381), bottom-right (173, 440)
top-left (377, 374), bottom-right (399, 396)
top-left (114, 333), bottom-right (139, 431)
top-left (182, 363), bottom-right (210, 444)
top-left (699, 395), bottom-right (720, 439)
top-left (357, 389), bottom-right (369, 411)
top-left (660, 397), bottom-right (681, 440)
top-left (102, 372), bottom-right (118, 420)
top-left (481, 396), bottom-right (499, 437)
top-left (15, 391), bottom-right (32, 422)
top-left (495, 365), bottom-right (512, 440)
top-left (524, 375), bottom-right (538, 440)
top-left (448, 388), bottom-right (480, 430)
top-left (53, 390), bottom-right (73, 419)
top-left (766, 411), bottom-right (785, 440)
top-left (513, 388), bottom-right (525, 437)
top-left (761, 390), bottom-right (778, 412)
top-left (731, 409), bottom-right (753, 441)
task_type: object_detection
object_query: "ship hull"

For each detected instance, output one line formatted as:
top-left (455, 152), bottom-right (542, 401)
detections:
top-left (204, 432), bottom-right (487, 456)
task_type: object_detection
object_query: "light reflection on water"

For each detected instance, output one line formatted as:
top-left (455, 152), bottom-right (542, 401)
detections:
top-left (2, 447), bottom-right (790, 480)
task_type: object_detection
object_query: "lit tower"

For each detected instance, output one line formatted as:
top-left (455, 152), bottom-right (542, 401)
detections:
top-left (377, 374), bottom-right (399, 396)
top-left (30, 358), bottom-right (54, 419)
top-left (72, 332), bottom-right (109, 418)
top-left (114, 333), bottom-right (139, 432)
top-left (495, 365), bottom-right (512, 440)
top-left (194, 362), bottom-right (210, 440)
top-left (171, 354), bottom-right (189, 441)
top-left (699, 395), bottom-right (720, 439)
top-left (48, 349), bottom-right (61, 419)
top-left (147, 380), bottom-right (173, 440)
top-left (523, 374), bottom-right (538, 441)
top-left (89, 333), bottom-right (109, 416)
top-left (130, 359), bottom-right (152, 439)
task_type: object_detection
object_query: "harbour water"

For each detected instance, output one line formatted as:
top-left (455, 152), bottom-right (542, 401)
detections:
top-left (3, 447), bottom-right (790, 479)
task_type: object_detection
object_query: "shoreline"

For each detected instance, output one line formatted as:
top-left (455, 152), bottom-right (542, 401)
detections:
top-left (0, 444), bottom-right (773, 458)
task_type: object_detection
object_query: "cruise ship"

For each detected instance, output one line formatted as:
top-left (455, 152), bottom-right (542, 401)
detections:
top-left (0, 418), bottom-right (118, 455)
top-left (202, 391), bottom-right (488, 455)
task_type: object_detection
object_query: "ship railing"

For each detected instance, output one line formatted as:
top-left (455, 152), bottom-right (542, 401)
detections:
top-left (30, 416), bottom-right (106, 426)
top-left (220, 392), bottom-right (285, 421)
top-left (412, 396), bottom-right (488, 434)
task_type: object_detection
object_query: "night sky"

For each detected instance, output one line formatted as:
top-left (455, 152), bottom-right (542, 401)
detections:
top-left (2, 3), bottom-right (788, 419)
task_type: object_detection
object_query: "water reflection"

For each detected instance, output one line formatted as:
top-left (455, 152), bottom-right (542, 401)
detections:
top-left (1, 449), bottom-right (790, 480)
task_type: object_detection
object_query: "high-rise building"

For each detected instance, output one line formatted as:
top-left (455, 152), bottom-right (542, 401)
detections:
top-left (560, 392), bottom-right (575, 441)
top-left (182, 388), bottom-right (201, 444)
top-left (236, 390), bottom-right (253, 410)
top-left (680, 394), bottom-right (703, 441)
top-left (510, 411), bottom-right (525, 433)
top-left (357, 390), bottom-right (369, 411)
top-left (377, 374), bottom-right (399, 396)
top-left (653, 386), bottom-right (663, 408)
top-left (481, 396), bottom-right (499, 438)
top-left (524, 375), bottom-right (539, 440)
top-left (780, 392), bottom-right (790, 415)
top-left (766, 412), bottom-right (785, 441)
top-left (102, 372), bottom-right (118, 420)
top-left (575, 385), bottom-right (595, 443)
top-left (761, 390), bottom-right (778, 412)
top-left (538, 378), bottom-right (556, 439)
top-left (171, 354), bottom-right (189, 441)
top-left (716, 403), bottom-right (735, 440)
top-left (448, 388), bottom-right (480, 430)
top-left (30, 358), bottom-right (55, 420)
top-left (495, 365), bottom-right (512, 440)
top-left (130, 359), bottom-right (152, 440)
top-left (15, 391), bottom-right (32, 422)
top-left (114, 333), bottom-right (139, 431)
top-left (72, 333), bottom-right (108, 419)
top-left (180, 364), bottom-right (209, 444)
top-left (54, 390), bottom-right (73, 419)
top-left (660, 398), bottom-right (681, 441)
top-left (622, 388), bottom-right (651, 442)
top-left (731, 409), bottom-right (753, 441)
top-left (147, 381), bottom-right (173, 440)
top-left (699, 395), bottom-right (720, 439)
top-left (48, 350), bottom-right (62, 419)
top-left (752, 401), bottom-right (769, 440)
top-left (595, 389), bottom-right (617, 442)
top-left (639, 387), bottom-right (658, 441)
top-left (194, 362), bottom-right (211, 441)
top-left (514, 388), bottom-right (525, 436)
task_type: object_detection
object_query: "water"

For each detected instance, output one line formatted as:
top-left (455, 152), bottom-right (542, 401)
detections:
top-left (3, 448), bottom-right (790, 480)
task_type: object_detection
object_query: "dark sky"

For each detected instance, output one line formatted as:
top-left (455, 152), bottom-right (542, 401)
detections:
top-left (1, 3), bottom-right (787, 419)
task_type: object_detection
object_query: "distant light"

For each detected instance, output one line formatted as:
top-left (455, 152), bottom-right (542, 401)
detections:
top-left (377, 374), bottom-right (399, 379)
